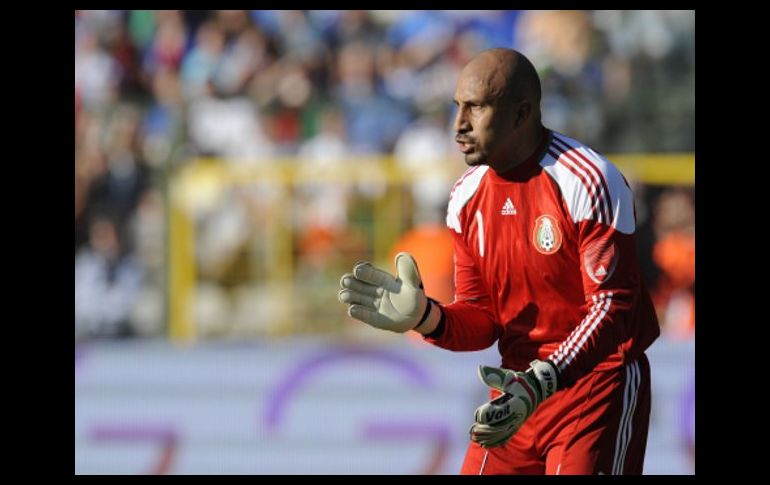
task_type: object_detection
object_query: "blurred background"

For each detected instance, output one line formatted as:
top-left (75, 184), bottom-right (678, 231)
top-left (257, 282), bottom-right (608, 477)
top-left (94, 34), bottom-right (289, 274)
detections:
top-left (75, 10), bottom-right (695, 474)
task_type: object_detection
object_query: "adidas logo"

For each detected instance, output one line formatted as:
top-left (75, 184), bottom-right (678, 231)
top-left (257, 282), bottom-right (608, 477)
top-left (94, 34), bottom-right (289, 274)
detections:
top-left (596, 265), bottom-right (607, 276)
top-left (501, 198), bottom-right (517, 215)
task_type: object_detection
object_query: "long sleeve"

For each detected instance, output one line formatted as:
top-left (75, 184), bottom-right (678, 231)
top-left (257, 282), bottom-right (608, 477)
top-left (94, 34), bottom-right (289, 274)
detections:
top-left (540, 133), bottom-right (660, 388)
top-left (546, 217), bottom-right (651, 388)
top-left (423, 230), bottom-right (502, 351)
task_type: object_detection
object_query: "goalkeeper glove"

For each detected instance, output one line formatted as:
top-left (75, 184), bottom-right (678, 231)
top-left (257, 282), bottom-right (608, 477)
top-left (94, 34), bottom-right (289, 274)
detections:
top-left (469, 359), bottom-right (559, 448)
top-left (338, 252), bottom-right (433, 333)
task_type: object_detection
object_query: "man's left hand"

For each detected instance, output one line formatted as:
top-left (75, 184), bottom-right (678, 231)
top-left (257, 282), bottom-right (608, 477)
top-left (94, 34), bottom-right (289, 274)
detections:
top-left (470, 359), bottom-right (559, 448)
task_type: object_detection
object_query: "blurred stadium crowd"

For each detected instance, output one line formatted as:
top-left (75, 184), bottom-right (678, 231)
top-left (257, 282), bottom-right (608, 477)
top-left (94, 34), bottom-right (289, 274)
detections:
top-left (75, 10), bottom-right (694, 342)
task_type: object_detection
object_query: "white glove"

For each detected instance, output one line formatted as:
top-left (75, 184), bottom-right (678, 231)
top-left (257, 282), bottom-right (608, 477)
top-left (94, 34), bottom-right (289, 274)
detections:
top-left (470, 359), bottom-right (559, 448)
top-left (338, 252), bottom-right (432, 333)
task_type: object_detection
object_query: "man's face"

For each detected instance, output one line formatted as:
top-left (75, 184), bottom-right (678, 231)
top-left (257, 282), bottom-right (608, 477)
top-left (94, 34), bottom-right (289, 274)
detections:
top-left (452, 66), bottom-right (517, 167)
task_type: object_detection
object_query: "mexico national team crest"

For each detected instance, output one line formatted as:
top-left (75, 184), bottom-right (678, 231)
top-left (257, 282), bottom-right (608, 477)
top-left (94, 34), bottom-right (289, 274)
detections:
top-left (532, 215), bottom-right (562, 255)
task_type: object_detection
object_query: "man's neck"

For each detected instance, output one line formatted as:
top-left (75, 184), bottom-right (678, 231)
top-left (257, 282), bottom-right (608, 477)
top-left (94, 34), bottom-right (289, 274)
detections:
top-left (492, 124), bottom-right (546, 173)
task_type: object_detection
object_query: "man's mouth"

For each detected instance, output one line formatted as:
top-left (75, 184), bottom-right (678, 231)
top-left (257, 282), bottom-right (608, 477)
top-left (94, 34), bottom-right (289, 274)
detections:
top-left (456, 137), bottom-right (475, 153)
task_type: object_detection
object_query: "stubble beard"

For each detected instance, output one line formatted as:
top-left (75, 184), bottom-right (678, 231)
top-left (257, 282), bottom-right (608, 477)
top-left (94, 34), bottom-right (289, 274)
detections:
top-left (464, 151), bottom-right (487, 167)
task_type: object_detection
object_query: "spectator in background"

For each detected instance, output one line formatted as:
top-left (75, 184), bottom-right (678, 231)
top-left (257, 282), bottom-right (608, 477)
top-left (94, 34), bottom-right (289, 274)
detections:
top-left (141, 11), bottom-right (188, 81)
top-left (75, 27), bottom-right (122, 111)
top-left (87, 105), bottom-right (152, 234)
top-left (77, 105), bottom-right (152, 257)
top-left (393, 104), bottom-right (457, 225)
top-left (142, 65), bottom-right (184, 166)
top-left (75, 123), bottom-right (109, 252)
top-left (651, 188), bottom-right (695, 340)
top-left (389, 218), bottom-right (456, 348)
top-left (126, 188), bottom-right (166, 338)
top-left (214, 24), bottom-right (271, 97)
top-left (334, 40), bottom-right (413, 154)
top-left (389, 223), bottom-right (454, 305)
top-left (296, 106), bottom-right (351, 231)
top-left (75, 212), bottom-right (143, 339)
top-left (294, 106), bottom-right (371, 288)
top-left (181, 19), bottom-right (225, 99)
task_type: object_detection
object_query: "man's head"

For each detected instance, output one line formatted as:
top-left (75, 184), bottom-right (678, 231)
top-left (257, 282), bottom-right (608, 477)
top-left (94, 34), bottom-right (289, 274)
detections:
top-left (453, 48), bottom-right (542, 170)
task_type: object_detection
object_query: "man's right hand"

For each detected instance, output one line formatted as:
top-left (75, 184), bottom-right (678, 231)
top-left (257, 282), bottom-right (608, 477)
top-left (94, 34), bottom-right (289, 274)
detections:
top-left (338, 252), bottom-right (434, 333)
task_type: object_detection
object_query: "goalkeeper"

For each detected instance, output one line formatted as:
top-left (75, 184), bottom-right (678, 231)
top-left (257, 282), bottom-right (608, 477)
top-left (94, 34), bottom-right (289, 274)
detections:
top-left (337, 48), bottom-right (660, 475)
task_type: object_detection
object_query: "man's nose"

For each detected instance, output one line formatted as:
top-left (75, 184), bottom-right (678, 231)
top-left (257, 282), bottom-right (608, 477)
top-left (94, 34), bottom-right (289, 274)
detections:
top-left (454, 109), bottom-right (470, 133)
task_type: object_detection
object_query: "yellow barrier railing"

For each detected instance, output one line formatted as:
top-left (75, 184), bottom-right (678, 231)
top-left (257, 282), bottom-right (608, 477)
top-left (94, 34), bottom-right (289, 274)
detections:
top-left (168, 180), bottom-right (197, 343)
top-left (611, 154), bottom-right (695, 186)
top-left (168, 154), bottom-right (694, 343)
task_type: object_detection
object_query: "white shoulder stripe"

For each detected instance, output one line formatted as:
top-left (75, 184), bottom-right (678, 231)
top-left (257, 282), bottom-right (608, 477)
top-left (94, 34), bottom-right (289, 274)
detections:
top-left (542, 150), bottom-right (599, 225)
top-left (541, 133), bottom-right (635, 234)
top-left (552, 136), bottom-right (612, 225)
top-left (446, 166), bottom-right (489, 233)
top-left (546, 146), bottom-right (603, 224)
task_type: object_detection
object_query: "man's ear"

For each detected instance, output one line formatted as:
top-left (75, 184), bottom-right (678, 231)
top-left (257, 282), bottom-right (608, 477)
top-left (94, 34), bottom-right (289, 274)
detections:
top-left (515, 100), bottom-right (532, 128)
top-left (515, 101), bottom-right (532, 128)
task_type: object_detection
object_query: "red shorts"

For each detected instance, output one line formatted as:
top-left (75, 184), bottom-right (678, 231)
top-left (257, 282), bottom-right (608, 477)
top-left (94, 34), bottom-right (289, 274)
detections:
top-left (461, 353), bottom-right (651, 475)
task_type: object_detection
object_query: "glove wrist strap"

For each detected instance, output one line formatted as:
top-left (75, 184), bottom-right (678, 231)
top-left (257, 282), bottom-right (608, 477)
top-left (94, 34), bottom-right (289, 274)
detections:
top-left (528, 359), bottom-right (560, 401)
top-left (413, 299), bottom-right (434, 331)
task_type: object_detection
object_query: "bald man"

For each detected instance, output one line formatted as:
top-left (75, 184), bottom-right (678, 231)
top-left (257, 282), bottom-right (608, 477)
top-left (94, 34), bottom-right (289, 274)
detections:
top-left (338, 48), bottom-right (660, 475)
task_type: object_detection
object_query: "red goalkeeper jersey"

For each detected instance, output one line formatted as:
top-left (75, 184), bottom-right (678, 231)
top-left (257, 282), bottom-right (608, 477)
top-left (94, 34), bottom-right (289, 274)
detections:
top-left (424, 129), bottom-right (660, 387)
